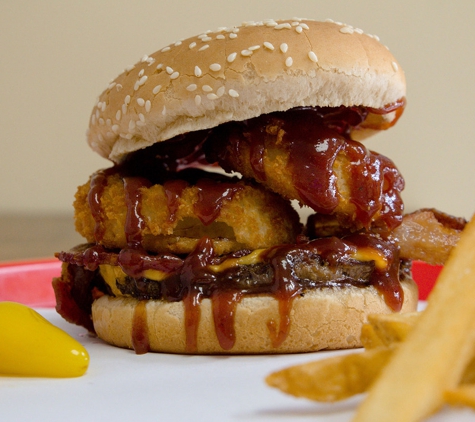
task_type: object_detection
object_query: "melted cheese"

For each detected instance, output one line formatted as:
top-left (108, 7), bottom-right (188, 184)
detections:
top-left (99, 245), bottom-right (388, 296)
top-left (351, 247), bottom-right (388, 270)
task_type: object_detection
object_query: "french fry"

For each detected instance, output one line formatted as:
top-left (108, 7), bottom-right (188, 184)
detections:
top-left (365, 311), bottom-right (420, 347)
top-left (444, 384), bottom-right (475, 409)
top-left (359, 323), bottom-right (385, 349)
top-left (265, 347), bottom-right (393, 402)
top-left (353, 214), bottom-right (475, 422)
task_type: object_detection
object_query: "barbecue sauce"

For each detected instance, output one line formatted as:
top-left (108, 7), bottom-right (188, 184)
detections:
top-left (64, 103), bottom-right (407, 353)
top-left (209, 107), bottom-right (404, 230)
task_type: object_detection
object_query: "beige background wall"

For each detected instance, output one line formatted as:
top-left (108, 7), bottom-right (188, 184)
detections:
top-left (1, 1), bottom-right (474, 220)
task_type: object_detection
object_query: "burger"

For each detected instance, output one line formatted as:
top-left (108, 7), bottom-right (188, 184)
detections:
top-left (53, 18), bottom-right (465, 354)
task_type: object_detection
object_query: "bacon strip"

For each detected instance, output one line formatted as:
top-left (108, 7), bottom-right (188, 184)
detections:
top-left (393, 208), bottom-right (466, 266)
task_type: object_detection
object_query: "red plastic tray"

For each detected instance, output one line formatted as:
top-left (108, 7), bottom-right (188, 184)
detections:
top-left (0, 259), bottom-right (441, 306)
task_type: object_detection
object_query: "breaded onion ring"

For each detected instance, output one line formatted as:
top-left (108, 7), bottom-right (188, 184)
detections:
top-left (205, 110), bottom-right (404, 232)
top-left (74, 171), bottom-right (302, 255)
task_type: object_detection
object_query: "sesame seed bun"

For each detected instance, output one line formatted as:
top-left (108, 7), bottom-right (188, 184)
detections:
top-left (88, 18), bottom-right (406, 163)
top-left (91, 278), bottom-right (418, 354)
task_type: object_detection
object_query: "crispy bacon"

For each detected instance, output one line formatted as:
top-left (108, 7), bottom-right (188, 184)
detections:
top-left (392, 208), bottom-right (466, 265)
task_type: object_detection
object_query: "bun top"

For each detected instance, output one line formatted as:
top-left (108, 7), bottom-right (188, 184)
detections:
top-left (87, 18), bottom-right (406, 163)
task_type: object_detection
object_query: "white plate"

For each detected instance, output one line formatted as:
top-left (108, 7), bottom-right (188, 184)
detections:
top-left (0, 308), bottom-right (473, 422)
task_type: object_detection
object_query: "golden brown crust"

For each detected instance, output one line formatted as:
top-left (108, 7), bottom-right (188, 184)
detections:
top-left (91, 279), bottom-right (418, 354)
top-left (87, 19), bottom-right (406, 163)
top-left (74, 172), bottom-right (302, 255)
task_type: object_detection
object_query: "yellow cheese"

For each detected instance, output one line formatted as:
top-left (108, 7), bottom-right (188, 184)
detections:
top-left (208, 248), bottom-right (266, 273)
top-left (351, 247), bottom-right (388, 270)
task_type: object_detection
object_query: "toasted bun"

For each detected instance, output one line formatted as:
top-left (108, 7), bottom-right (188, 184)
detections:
top-left (88, 18), bottom-right (406, 163)
top-left (91, 278), bottom-right (418, 354)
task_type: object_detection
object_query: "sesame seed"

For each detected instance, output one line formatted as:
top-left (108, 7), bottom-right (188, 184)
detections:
top-left (285, 57), bottom-right (293, 67)
top-left (141, 55), bottom-right (149, 62)
top-left (280, 43), bottom-right (288, 53)
top-left (161, 46), bottom-right (171, 52)
top-left (138, 69), bottom-right (145, 77)
top-left (228, 89), bottom-right (239, 98)
top-left (195, 95), bottom-right (202, 106)
top-left (340, 26), bottom-right (354, 34)
top-left (129, 120), bottom-right (136, 131)
top-left (300, 23), bottom-right (309, 30)
top-left (295, 25), bottom-right (303, 33)
top-left (216, 34), bottom-right (225, 40)
top-left (249, 45), bottom-right (260, 51)
top-left (166, 66), bottom-right (174, 74)
top-left (108, 82), bottom-right (116, 90)
top-left (202, 85), bottom-right (213, 92)
top-left (275, 23), bottom-right (291, 30)
top-left (198, 45), bottom-right (209, 51)
top-left (116, 110), bottom-right (122, 120)
top-left (145, 100), bottom-right (151, 112)
top-left (134, 81), bottom-right (140, 91)
top-left (174, 41), bottom-right (182, 46)
top-left (209, 63), bottom-right (222, 71)
top-left (186, 84), bottom-right (197, 91)
top-left (124, 65), bottom-right (135, 73)
top-left (263, 42), bottom-right (274, 50)
top-left (227, 52), bottom-right (237, 63)
top-left (152, 85), bottom-right (162, 95)
top-left (207, 93), bottom-right (219, 100)
top-left (241, 49), bottom-right (252, 56)
top-left (136, 120), bottom-right (146, 127)
top-left (125, 133), bottom-right (132, 140)
top-left (125, 95), bottom-right (131, 104)
top-left (392, 61), bottom-right (399, 72)
top-left (116, 84), bottom-right (123, 92)
top-left (308, 51), bottom-right (318, 63)
top-left (194, 66), bottom-right (202, 77)
top-left (138, 113), bottom-right (145, 122)
top-left (112, 125), bottom-right (120, 134)
top-left (355, 28), bottom-right (364, 34)
top-left (106, 118), bottom-right (112, 126)
top-left (216, 86), bottom-right (225, 97)
top-left (229, 33), bottom-right (237, 39)
top-left (122, 104), bottom-right (127, 114)
top-left (170, 71), bottom-right (179, 79)
top-left (99, 118), bottom-right (105, 126)
top-left (162, 106), bottom-right (166, 116)
top-left (101, 102), bottom-right (107, 112)
top-left (291, 21), bottom-right (300, 27)
top-left (156, 63), bottom-right (163, 70)
top-left (189, 42), bottom-right (197, 49)
top-left (91, 115), bottom-right (96, 125)
top-left (138, 75), bottom-right (148, 86)
top-left (137, 98), bottom-right (145, 106)
top-left (201, 36), bottom-right (212, 42)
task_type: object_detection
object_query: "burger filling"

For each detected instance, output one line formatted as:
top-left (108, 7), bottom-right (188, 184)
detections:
top-left (54, 103), bottom-right (465, 353)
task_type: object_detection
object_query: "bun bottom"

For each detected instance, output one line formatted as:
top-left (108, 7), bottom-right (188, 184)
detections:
top-left (91, 279), bottom-right (418, 354)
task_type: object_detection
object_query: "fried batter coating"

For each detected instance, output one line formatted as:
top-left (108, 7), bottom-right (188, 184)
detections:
top-left (74, 172), bottom-right (302, 255)
top-left (306, 208), bottom-right (466, 266)
top-left (205, 113), bottom-right (404, 232)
